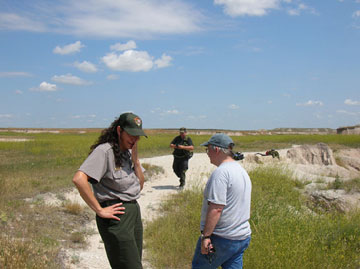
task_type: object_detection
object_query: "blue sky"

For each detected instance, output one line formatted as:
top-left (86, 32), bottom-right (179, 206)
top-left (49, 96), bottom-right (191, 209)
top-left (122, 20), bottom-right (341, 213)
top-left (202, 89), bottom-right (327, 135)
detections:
top-left (1, 0), bottom-right (359, 130)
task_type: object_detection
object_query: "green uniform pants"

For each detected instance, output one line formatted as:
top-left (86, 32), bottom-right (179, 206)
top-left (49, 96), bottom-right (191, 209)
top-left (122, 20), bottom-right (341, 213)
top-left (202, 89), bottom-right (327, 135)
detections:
top-left (172, 156), bottom-right (189, 186)
top-left (96, 201), bottom-right (143, 269)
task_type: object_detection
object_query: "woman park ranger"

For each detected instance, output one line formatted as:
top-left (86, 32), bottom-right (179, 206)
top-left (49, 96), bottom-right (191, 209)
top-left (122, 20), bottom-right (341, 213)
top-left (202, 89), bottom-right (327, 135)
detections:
top-left (72, 112), bottom-right (147, 269)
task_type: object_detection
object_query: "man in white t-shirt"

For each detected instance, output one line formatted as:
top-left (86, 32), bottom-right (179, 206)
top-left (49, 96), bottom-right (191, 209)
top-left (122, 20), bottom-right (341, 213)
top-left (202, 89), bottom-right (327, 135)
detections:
top-left (192, 133), bottom-right (252, 269)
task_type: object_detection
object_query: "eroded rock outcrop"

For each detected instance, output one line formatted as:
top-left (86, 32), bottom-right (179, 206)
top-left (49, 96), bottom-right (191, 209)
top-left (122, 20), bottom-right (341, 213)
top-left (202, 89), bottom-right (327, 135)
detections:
top-left (286, 143), bottom-right (336, 165)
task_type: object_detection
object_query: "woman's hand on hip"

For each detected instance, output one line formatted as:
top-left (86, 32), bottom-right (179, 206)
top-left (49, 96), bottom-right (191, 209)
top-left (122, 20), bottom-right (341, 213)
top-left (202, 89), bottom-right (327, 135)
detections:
top-left (97, 203), bottom-right (125, 221)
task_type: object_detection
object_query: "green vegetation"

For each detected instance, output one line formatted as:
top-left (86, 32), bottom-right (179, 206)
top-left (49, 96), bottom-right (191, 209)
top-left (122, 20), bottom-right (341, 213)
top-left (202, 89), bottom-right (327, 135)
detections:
top-left (0, 131), bottom-right (99, 268)
top-left (327, 177), bottom-right (360, 193)
top-left (142, 163), bottom-right (165, 180)
top-left (145, 167), bottom-right (360, 268)
top-left (0, 130), bottom-right (359, 268)
top-left (230, 134), bottom-right (360, 152)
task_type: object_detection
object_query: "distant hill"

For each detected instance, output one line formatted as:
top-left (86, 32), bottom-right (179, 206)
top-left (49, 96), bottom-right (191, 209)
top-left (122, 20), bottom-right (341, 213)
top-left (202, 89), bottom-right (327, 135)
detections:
top-left (0, 127), bottom-right (337, 136)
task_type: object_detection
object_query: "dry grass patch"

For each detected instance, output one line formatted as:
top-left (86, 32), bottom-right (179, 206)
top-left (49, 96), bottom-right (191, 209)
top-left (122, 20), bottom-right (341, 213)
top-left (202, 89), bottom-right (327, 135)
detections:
top-left (64, 201), bottom-right (83, 215)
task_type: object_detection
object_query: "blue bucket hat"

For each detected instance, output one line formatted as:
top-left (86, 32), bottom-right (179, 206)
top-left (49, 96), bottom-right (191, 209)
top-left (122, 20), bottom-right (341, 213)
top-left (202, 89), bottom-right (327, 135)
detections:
top-left (200, 133), bottom-right (234, 149)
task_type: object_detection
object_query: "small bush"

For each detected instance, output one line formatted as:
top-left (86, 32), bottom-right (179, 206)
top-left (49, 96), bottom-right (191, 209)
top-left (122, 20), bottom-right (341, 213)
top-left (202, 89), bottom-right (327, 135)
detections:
top-left (70, 232), bottom-right (86, 244)
top-left (343, 178), bottom-right (360, 193)
top-left (0, 235), bottom-right (58, 268)
top-left (64, 201), bottom-right (83, 215)
top-left (328, 177), bottom-right (344, 190)
top-left (294, 179), bottom-right (311, 189)
top-left (142, 163), bottom-right (165, 181)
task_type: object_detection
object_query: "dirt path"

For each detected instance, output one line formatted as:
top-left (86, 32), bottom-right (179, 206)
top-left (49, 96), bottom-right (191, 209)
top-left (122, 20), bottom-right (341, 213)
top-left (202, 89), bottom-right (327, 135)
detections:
top-left (63, 153), bottom-right (215, 269)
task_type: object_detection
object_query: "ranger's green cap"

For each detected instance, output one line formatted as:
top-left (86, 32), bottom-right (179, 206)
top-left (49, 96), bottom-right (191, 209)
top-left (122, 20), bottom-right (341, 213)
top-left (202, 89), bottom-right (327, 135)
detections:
top-left (119, 113), bottom-right (147, 137)
top-left (179, 127), bottom-right (187, 133)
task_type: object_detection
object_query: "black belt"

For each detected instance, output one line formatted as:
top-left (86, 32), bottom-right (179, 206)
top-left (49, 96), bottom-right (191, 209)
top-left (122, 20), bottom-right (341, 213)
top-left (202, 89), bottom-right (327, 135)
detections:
top-left (100, 199), bottom-right (137, 207)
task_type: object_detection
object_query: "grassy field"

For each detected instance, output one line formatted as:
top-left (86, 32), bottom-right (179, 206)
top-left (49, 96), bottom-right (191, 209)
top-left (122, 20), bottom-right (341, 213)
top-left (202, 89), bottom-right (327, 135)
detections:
top-left (0, 130), bottom-right (360, 268)
top-left (145, 167), bottom-right (360, 268)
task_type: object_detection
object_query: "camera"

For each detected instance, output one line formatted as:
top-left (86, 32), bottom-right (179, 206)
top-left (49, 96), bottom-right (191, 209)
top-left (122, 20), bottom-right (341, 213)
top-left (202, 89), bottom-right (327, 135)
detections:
top-left (233, 152), bottom-right (244, 161)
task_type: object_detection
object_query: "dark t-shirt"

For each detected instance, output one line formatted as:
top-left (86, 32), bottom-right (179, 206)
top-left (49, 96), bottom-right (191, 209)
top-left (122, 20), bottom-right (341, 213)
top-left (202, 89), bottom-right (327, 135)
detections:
top-left (171, 135), bottom-right (193, 158)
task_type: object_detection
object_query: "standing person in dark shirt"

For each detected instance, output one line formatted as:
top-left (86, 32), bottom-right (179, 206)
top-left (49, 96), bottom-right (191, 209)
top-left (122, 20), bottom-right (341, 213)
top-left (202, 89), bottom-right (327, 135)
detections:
top-left (170, 127), bottom-right (194, 188)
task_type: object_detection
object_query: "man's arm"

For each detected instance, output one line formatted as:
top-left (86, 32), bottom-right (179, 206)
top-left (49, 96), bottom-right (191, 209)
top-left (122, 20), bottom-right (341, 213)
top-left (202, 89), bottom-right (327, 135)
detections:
top-left (170, 136), bottom-right (194, 151)
top-left (170, 136), bottom-right (178, 149)
top-left (183, 137), bottom-right (194, 151)
top-left (170, 143), bottom-right (177, 149)
top-left (176, 144), bottom-right (194, 151)
top-left (201, 202), bottom-right (224, 254)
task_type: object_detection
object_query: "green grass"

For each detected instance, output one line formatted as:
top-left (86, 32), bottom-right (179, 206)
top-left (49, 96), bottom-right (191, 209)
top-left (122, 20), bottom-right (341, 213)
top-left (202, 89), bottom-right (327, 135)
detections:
top-left (327, 177), bottom-right (360, 193)
top-left (145, 167), bottom-right (360, 268)
top-left (144, 188), bottom-right (203, 268)
top-left (1, 130), bottom-right (359, 268)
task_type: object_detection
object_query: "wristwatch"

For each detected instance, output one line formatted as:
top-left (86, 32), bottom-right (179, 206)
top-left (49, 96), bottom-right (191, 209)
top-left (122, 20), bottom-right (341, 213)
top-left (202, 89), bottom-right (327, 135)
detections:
top-left (201, 234), bottom-right (211, 241)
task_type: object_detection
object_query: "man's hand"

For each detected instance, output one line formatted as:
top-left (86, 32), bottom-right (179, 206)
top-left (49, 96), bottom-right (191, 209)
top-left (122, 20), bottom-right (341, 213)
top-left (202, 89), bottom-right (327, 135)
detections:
top-left (201, 238), bottom-right (213, 254)
top-left (131, 141), bottom-right (138, 163)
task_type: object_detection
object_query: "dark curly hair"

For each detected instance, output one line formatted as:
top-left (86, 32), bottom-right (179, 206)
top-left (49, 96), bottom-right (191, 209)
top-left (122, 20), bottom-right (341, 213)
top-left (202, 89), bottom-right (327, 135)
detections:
top-left (89, 116), bottom-right (124, 168)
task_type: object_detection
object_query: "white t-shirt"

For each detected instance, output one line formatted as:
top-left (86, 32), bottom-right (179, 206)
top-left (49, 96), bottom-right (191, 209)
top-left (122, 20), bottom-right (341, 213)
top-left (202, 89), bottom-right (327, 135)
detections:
top-left (200, 161), bottom-right (252, 240)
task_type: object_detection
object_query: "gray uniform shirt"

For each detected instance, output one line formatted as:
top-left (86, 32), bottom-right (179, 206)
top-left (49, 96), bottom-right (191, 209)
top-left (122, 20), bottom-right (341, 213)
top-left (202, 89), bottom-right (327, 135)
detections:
top-left (79, 143), bottom-right (143, 202)
top-left (200, 161), bottom-right (252, 240)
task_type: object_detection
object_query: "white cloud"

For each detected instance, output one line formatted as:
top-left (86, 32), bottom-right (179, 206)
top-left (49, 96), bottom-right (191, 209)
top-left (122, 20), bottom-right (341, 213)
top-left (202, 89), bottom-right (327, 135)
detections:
top-left (30, 81), bottom-right (57, 92)
top-left (187, 114), bottom-right (207, 120)
top-left (181, 46), bottom-right (206, 56)
top-left (336, 110), bottom-right (359, 116)
top-left (0, 71), bottom-right (31, 77)
top-left (214, 0), bottom-right (316, 17)
top-left (52, 74), bottom-right (92, 85)
top-left (110, 40), bottom-right (137, 51)
top-left (102, 45), bottom-right (172, 72)
top-left (283, 93), bottom-right (291, 98)
top-left (353, 10), bottom-right (360, 18)
top-left (53, 41), bottom-right (84, 55)
top-left (0, 13), bottom-right (46, 32)
top-left (71, 114), bottom-right (97, 119)
top-left (288, 3), bottom-right (310, 16)
top-left (165, 110), bottom-right (180, 115)
top-left (214, 0), bottom-right (280, 17)
top-left (102, 50), bottom-right (154, 72)
top-left (229, 104), bottom-right (240, 109)
top-left (1, 1), bottom-right (203, 38)
top-left (0, 114), bottom-right (14, 119)
top-left (155, 54), bottom-right (172, 68)
top-left (153, 108), bottom-right (180, 115)
top-left (106, 74), bottom-right (119, 80)
top-left (344, 99), bottom-right (360, 105)
top-left (15, 90), bottom-right (23, 94)
top-left (296, 100), bottom-right (323, 106)
top-left (74, 61), bottom-right (97, 73)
